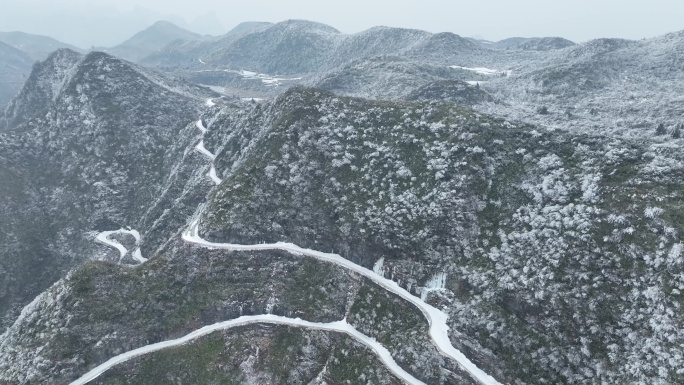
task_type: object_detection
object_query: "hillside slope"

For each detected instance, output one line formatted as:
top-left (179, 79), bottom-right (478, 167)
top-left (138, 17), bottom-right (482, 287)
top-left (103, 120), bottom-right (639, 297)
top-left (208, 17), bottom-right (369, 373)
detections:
top-left (1, 40), bottom-right (683, 384)
top-left (482, 32), bottom-right (684, 136)
top-left (0, 50), bottom-right (216, 329)
top-left (198, 88), bottom-right (684, 384)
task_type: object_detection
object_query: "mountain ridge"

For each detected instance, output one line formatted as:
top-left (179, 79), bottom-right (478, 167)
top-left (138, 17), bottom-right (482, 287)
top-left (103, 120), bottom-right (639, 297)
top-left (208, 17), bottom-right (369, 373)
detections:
top-left (105, 20), bottom-right (207, 62)
top-left (0, 31), bottom-right (82, 60)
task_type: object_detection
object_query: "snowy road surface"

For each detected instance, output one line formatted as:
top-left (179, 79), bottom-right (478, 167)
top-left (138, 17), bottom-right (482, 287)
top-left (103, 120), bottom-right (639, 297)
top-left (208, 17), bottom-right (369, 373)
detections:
top-left (95, 228), bottom-right (147, 264)
top-left (69, 315), bottom-right (425, 385)
top-left (183, 220), bottom-right (503, 385)
top-left (195, 119), bottom-right (208, 134)
top-left (195, 140), bottom-right (216, 160)
top-left (207, 165), bottom-right (222, 185)
top-left (193, 119), bottom-right (222, 185)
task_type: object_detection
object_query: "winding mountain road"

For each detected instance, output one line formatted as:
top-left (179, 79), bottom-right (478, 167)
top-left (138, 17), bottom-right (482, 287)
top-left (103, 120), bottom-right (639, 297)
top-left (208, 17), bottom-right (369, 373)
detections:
top-left (183, 220), bottom-right (502, 385)
top-left (71, 115), bottom-right (502, 385)
top-left (94, 228), bottom-right (147, 264)
top-left (194, 119), bottom-right (222, 185)
top-left (69, 317), bottom-right (425, 385)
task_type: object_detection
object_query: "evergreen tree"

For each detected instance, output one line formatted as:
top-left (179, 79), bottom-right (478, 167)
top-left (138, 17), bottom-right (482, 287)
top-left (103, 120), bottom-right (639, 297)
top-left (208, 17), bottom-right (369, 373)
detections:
top-left (656, 123), bottom-right (666, 135)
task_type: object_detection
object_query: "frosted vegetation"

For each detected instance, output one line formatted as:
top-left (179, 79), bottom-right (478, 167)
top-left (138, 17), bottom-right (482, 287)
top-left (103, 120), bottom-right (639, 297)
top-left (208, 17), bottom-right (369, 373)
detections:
top-left (199, 88), bottom-right (684, 384)
top-left (1, 17), bottom-right (684, 385)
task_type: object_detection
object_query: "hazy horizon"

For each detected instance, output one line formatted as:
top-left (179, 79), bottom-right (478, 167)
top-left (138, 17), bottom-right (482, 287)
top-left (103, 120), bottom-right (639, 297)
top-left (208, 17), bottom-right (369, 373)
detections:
top-left (1, 0), bottom-right (682, 48)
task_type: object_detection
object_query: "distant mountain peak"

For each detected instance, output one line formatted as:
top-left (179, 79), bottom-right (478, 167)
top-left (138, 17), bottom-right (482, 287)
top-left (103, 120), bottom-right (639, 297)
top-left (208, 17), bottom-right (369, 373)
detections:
top-left (563, 37), bottom-right (636, 60)
top-left (0, 31), bottom-right (82, 60)
top-left (518, 37), bottom-right (576, 51)
top-left (150, 20), bottom-right (182, 29)
top-left (4, 49), bottom-right (213, 129)
top-left (226, 21), bottom-right (273, 35)
top-left (107, 20), bottom-right (203, 62)
top-left (271, 19), bottom-right (341, 35)
top-left (3, 48), bottom-right (82, 128)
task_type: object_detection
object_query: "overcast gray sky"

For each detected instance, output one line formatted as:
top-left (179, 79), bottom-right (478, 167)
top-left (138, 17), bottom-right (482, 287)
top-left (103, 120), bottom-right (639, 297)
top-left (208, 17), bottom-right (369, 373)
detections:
top-left (1, 0), bottom-right (683, 47)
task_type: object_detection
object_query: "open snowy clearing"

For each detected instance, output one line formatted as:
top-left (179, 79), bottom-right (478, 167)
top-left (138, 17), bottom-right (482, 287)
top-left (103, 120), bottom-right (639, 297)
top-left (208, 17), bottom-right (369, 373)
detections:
top-left (450, 66), bottom-right (512, 77)
top-left (69, 315), bottom-right (425, 385)
top-left (94, 228), bottom-right (147, 264)
top-left (182, 220), bottom-right (502, 385)
top-left (237, 69), bottom-right (302, 87)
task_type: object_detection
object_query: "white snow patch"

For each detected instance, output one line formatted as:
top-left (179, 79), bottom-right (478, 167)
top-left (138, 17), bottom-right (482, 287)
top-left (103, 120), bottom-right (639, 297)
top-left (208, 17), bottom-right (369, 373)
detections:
top-left (450, 66), bottom-right (512, 77)
top-left (373, 257), bottom-right (385, 276)
top-left (200, 84), bottom-right (226, 94)
top-left (198, 58), bottom-right (206, 65)
top-left (421, 272), bottom-right (447, 302)
top-left (205, 98), bottom-right (216, 107)
top-left (238, 70), bottom-right (302, 87)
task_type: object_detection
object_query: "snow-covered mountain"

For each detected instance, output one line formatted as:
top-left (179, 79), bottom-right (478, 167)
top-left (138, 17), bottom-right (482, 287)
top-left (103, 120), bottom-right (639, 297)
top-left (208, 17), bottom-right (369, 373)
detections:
top-left (138, 21), bottom-right (274, 69)
top-left (0, 49), bottom-right (216, 330)
top-left (142, 19), bottom-right (499, 75)
top-left (3, 48), bottom-right (82, 128)
top-left (1, 18), bottom-right (684, 385)
top-left (104, 21), bottom-right (208, 62)
top-left (482, 36), bottom-right (576, 51)
top-left (0, 31), bottom-right (81, 60)
top-left (480, 31), bottom-right (684, 136)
